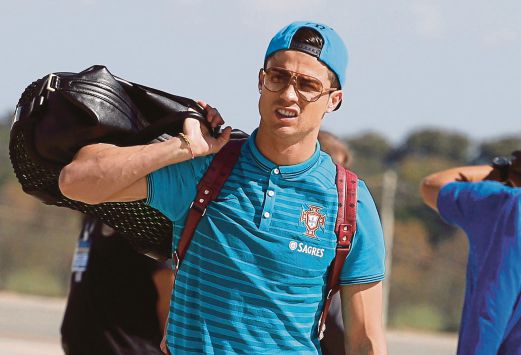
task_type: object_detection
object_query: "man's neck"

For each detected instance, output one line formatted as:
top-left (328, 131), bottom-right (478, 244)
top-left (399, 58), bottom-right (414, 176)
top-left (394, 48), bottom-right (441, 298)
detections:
top-left (254, 128), bottom-right (317, 166)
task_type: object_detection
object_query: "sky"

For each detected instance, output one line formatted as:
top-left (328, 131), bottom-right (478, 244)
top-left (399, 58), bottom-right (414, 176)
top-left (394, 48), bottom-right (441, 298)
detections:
top-left (1, 0), bottom-right (520, 143)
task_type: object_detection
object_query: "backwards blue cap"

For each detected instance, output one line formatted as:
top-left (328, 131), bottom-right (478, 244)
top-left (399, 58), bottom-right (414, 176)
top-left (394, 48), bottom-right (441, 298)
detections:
top-left (265, 21), bottom-right (348, 88)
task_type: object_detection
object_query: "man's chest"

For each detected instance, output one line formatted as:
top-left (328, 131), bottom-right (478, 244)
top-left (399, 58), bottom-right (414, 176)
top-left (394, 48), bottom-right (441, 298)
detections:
top-left (202, 172), bottom-right (339, 275)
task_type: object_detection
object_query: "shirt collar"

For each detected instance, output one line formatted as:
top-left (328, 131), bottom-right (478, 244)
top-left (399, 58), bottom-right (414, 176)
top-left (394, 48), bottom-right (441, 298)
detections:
top-left (246, 129), bottom-right (321, 178)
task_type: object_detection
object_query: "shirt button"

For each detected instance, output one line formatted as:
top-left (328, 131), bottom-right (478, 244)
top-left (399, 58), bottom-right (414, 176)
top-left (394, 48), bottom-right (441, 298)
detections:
top-left (263, 212), bottom-right (271, 218)
top-left (267, 190), bottom-right (275, 197)
top-left (273, 168), bottom-right (280, 175)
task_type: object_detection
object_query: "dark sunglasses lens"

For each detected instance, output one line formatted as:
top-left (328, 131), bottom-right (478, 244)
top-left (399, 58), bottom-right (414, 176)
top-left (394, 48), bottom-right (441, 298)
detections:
top-left (264, 68), bottom-right (324, 102)
top-left (264, 68), bottom-right (292, 92)
top-left (296, 76), bottom-right (323, 101)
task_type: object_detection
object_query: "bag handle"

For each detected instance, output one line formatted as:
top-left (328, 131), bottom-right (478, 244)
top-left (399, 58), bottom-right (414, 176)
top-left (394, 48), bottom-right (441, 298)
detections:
top-left (124, 110), bottom-right (217, 146)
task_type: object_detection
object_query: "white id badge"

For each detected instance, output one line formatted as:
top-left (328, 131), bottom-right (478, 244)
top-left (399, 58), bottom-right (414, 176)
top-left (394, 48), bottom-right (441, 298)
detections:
top-left (71, 220), bottom-right (95, 282)
top-left (72, 239), bottom-right (90, 273)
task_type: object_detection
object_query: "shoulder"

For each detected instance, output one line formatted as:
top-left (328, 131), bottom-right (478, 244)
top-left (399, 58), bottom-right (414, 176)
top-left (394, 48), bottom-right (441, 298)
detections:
top-left (154, 154), bottom-right (214, 179)
top-left (332, 166), bottom-right (374, 203)
top-left (440, 181), bottom-right (519, 204)
top-left (438, 181), bottom-right (521, 226)
top-left (301, 151), bottom-right (338, 189)
top-left (317, 151), bottom-right (338, 179)
top-left (356, 179), bottom-right (372, 198)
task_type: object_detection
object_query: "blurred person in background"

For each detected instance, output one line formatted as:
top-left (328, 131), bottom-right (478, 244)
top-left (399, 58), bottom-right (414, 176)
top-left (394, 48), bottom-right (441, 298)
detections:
top-left (61, 215), bottom-right (172, 355)
top-left (318, 130), bottom-right (351, 168)
top-left (420, 150), bottom-right (521, 354)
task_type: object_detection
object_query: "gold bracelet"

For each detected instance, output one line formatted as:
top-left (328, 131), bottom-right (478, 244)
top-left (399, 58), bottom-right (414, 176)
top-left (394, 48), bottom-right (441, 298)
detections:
top-left (178, 133), bottom-right (195, 159)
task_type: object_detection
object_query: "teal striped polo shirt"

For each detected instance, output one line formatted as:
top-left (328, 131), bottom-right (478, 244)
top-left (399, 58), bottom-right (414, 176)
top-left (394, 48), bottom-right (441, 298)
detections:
top-left (146, 130), bottom-right (385, 354)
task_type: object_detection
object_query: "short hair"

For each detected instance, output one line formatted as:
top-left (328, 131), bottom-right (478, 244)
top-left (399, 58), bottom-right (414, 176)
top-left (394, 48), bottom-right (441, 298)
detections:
top-left (288, 27), bottom-right (341, 89)
top-left (318, 131), bottom-right (351, 167)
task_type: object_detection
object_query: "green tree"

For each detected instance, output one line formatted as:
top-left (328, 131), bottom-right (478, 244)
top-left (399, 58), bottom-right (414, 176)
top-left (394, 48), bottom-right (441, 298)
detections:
top-left (393, 129), bottom-right (471, 163)
top-left (346, 131), bottom-right (392, 192)
top-left (474, 135), bottom-right (521, 163)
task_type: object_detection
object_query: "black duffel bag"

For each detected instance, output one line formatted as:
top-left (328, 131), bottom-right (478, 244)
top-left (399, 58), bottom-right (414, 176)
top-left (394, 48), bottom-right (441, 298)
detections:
top-left (9, 65), bottom-right (234, 260)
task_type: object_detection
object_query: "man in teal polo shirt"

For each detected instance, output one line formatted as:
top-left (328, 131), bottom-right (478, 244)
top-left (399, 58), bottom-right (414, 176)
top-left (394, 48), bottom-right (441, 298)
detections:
top-left (59, 21), bottom-right (387, 354)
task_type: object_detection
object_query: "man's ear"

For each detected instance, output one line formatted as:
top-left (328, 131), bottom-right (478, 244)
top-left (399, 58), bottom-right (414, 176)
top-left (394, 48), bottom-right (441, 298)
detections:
top-left (326, 90), bottom-right (343, 113)
top-left (258, 69), bottom-right (264, 93)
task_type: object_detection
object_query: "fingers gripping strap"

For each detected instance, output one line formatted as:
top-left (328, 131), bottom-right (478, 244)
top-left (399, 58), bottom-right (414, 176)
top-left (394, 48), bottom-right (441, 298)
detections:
top-left (318, 164), bottom-right (358, 339)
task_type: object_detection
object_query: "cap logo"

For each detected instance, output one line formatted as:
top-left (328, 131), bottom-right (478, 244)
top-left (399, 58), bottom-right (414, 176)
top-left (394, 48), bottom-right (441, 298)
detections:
top-left (306, 23), bottom-right (327, 30)
top-left (291, 42), bottom-right (321, 58)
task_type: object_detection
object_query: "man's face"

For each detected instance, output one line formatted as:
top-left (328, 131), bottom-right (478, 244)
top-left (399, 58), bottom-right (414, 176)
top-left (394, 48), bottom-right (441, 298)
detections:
top-left (258, 50), bottom-right (342, 141)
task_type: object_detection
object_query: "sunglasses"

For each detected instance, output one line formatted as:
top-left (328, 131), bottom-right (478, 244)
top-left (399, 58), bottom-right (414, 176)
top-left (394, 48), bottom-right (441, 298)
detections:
top-left (261, 67), bottom-right (338, 102)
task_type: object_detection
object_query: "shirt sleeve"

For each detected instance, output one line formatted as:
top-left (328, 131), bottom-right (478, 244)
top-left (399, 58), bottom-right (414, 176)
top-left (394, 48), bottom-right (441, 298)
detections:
top-left (437, 182), bottom-right (474, 229)
top-left (437, 181), bottom-right (508, 232)
top-left (340, 180), bottom-right (386, 285)
top-left (145, 155), bottom-right (213, 223)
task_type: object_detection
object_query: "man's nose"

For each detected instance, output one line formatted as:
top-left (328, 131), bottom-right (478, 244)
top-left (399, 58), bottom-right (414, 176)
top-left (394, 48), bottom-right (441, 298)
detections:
top-left (280, 76), bottom-right (299, 101)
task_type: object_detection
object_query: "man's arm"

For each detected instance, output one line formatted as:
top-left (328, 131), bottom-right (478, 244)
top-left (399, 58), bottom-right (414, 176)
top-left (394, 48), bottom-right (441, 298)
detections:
top-left (152, 268), bottom-right (174, 335)
top-left (420, 165), bottom-right (497, 211)
top-left (341, 281), bottom-right (387, 355)
top-left (59, 138), bottom-right (190, 204)
top-left (59, 104), bottom-right (231, 204)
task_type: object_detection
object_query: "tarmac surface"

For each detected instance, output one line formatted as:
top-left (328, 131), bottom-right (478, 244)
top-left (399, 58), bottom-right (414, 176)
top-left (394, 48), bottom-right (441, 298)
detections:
top-left (0, 292), bottom-right (457, 354)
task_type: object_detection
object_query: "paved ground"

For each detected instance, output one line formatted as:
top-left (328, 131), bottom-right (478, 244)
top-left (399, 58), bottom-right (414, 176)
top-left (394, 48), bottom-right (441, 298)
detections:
top-left (0, 293), bottom-right (64, 355)
top-left (0, 292), bottom-right (457, 354)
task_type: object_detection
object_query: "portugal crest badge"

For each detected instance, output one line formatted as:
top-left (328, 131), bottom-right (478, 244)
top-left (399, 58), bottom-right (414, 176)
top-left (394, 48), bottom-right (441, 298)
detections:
top-left (300, 205), bottom-right (326, 238)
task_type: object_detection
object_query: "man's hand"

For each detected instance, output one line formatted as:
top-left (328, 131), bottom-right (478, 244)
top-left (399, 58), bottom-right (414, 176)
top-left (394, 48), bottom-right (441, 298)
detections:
top-left (183, 100), bottom-right (232, 157)
top-left (59, 100), bottom-right (232, 204)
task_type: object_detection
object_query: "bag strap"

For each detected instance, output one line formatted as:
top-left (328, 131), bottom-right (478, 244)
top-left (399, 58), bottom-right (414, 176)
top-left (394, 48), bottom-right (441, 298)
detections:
top-left (125, 111), bottom-right (214, 145)
top-left (162, 138), bottom-right (244, 354)
top-left (318, 164), bottom-right (358, 339)
top-left (172, 139), bottom-right (246, 270)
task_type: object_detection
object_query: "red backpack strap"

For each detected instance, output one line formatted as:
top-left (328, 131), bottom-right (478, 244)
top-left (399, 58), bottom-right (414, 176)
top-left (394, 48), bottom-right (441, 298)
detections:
top-left (173, 139), bottom-right (246, 270)
top-left (318, 164), bottom-right (358, 339)
top-left (162, 138), bottom-right (245, 355)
